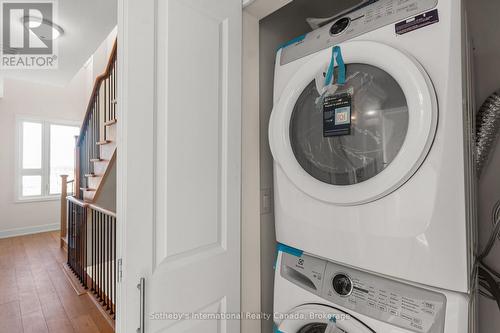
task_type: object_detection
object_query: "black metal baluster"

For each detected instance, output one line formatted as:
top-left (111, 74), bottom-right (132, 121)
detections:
top-left (106, 214), bottom-right (110, 310)
top-left (84, 207), bottom-right (87, 288)
top-left (111, 216), bottom-right (115, 315)
top-left (90, 210), bottom-right (94, 292)
top-left (67, 202), bottom-right (71, 267)
top-left (76, 206), bottom-right (80, 279)
top-left (99, 212), bottom-right (104, 302)
top-left (98, 211), bottom-right (101, 300)
top-left (79, 206), bottom-right (81, 277)
top-left (80, 206), bottom-right (83, 283)
top-left (94, 209), bottom-right (97, 293)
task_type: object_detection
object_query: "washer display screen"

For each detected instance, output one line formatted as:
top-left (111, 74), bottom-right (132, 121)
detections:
top-left (289, 63), bottom-right (409, 186)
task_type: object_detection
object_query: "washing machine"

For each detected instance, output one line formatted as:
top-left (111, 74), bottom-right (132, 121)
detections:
top-left (273, 250), bottom-right (476, 333)
top-left (268, 0), bottom-right (476, 292)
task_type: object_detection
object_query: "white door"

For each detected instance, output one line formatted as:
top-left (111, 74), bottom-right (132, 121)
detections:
top-left (117, 0), bottom-right (242, 332)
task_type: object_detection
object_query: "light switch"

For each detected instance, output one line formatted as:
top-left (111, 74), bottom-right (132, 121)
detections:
top-left (261, 188), bottom-right (272, 215)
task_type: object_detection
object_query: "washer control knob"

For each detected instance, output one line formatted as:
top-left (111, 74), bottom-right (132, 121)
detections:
top-left (332, 274), bottom-right (353, 296)
top-left (330, 17), bottom-right (351, 35)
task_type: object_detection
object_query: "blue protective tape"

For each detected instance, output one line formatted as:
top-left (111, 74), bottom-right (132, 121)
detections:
top-left (277, 243), bottom-right (304, 257)
top-left (273, 324), bottom-right (285, 333)
top-left (324, 47), bottom-right (336, 86)
top-left (274, 243), bottom-right (303, 270)
top-left (277, 34), bottom-right (306, 51)
top-left (324, 46), bottom-right (346, 86)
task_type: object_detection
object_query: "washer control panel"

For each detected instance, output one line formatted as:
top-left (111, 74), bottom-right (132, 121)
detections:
top-left (281, 252), bottom-right (446, 333)
top-left (280, 0), bottom-right (438, 65)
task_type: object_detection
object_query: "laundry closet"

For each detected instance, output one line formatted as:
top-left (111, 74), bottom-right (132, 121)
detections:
top-left (241, 1), bottom-right (500, 333)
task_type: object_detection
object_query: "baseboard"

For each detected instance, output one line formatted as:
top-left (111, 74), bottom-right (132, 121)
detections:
top-left (0, 223), bottom-right (60, 239)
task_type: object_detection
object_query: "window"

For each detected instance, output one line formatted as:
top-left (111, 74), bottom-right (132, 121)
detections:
top-left (17, 118), bottom-right (80, 201)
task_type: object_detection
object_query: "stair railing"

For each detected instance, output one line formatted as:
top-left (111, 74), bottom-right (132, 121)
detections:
top-left (75, 40), bottom-right (117, 199)
top-left (66, 196), bottom-right (117, 319)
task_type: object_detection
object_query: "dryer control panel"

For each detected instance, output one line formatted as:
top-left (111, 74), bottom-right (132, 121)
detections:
top-left (281, 252), bottom-right (447, 333)
top-left (280, 0), bottom-right (438, 65)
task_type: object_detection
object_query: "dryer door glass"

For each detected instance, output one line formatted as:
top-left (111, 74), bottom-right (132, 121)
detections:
top-left (290, 63), bottom-right (409, 186)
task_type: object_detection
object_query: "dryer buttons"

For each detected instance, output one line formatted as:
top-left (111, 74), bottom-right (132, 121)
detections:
top-left (332, 273), bottom-right (353, 297)
top-left (330, 17), bottom-right (351, 35)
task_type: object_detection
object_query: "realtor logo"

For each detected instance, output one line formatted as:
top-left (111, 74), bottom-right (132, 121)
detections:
top-left (1, 0), bottom-right (59, 69)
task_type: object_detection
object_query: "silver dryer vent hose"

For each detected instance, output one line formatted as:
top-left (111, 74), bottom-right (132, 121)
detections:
top-left (476, 90), bottom-right (500, 176)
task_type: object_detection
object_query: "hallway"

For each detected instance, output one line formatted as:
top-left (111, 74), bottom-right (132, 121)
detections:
top-left (0, 232), bottom-right (113, 333)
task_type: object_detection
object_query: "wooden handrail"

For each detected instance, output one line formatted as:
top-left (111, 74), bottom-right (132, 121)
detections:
top-left (66, 195), bottom-right (115, 218)
top-left (88, 203), bottom-right (116, 218)
top-left (67, 195), bottom-right (89, 208)
top-left (77, 39), bottom-right (117, 147)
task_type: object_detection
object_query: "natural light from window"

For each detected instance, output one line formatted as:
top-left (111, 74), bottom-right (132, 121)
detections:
top-left (50, 125), bottom-right (81, 194)
top-left (22, 122), bottom-right (42, 169)
top-left (18, 119), bottom-right (80, 200)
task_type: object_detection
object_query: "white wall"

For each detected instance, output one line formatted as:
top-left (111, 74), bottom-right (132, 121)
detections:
top-left (0, 70), bottom-right (90, 237)
top-left (467, 0), bottom-right (500, 331)
top-left (91, 26), bottom-right (118, 83)
top-left (0, 27), bottom-right (118, 238)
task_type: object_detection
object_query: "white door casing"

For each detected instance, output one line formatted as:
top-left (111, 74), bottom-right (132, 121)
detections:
top-left (117, 0), bottom-right (242, 332)
top-left (269, 41), bottom-right (438, 206)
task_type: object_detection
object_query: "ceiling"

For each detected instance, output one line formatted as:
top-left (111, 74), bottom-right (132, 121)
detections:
top-left (246, 0), bottom-right (363, 23)
top-left (1, 0), bottom-right (117, 87)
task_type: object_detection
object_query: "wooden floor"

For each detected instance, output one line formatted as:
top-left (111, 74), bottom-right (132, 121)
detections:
top-left (0, 231), bottom-right (114, 333)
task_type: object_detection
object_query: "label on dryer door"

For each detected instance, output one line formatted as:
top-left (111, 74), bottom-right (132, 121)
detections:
top-left (395, 9), bottom-right (440, 35)
top-left (323, 93), bottom-right (352, 137)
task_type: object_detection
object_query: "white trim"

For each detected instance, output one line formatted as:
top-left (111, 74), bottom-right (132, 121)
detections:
top-left (14, 195), bottom-right (59, 204)
top-left (0, 223), bottom-right (60, 239)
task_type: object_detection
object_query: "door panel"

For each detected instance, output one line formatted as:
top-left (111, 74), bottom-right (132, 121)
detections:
top-left (157, 0), bottom-right (228, 264)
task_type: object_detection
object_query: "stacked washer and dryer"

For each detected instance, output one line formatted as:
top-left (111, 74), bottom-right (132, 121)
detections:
top-left (269, 0), bottom-right (477, 332)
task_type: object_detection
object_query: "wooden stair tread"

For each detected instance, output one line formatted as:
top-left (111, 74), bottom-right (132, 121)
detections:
top-left (80, 187), bottom-right (96, 192)
top-left (104, 119), bottom-right (117, 126)
top-left (96, 140), bottom-right (111, 145)
top-left (84, 173), bottom-right (99, 177)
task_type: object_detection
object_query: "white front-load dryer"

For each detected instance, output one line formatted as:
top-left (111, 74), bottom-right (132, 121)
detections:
top-left (269, 0), bottom-right (476, 292)
top-left (273, 251), bottom-right (475, 333)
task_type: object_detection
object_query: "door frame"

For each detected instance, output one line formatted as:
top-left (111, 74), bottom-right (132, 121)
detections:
top-left (116, 0), bottom-right (157, 332)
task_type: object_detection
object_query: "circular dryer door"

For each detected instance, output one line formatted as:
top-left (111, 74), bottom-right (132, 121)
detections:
top-left (269, 41), bottom-right (437, 205)
top-left (277, 304), bottom-right (374, 333)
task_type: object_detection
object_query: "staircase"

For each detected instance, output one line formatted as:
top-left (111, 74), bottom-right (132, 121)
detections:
top-left (60, 39), bottom-right (118, 325)
top-left (76, 40), bottom-right (117, 202)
